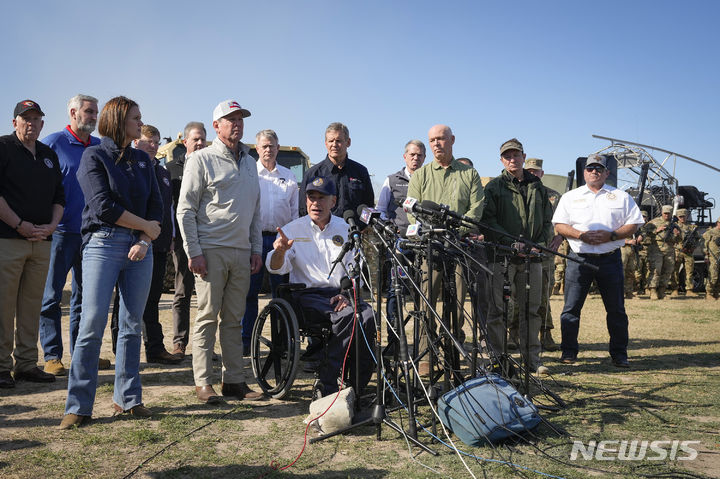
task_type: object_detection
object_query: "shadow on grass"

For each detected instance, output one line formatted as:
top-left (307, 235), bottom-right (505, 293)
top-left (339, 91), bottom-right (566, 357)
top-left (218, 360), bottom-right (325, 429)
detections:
top-left (576, 337), bottom-right (720, 352)
top-left (145, 465), bottom-right (389, 478)
top-left (547, 350), bottom-right (720, 372)
top-left (0, 439), bottom-right (43, 451)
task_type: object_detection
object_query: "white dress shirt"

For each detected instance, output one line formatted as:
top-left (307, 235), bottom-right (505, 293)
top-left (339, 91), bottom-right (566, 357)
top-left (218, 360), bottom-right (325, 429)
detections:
top-left (257, 160), bottom-right (299, 233)
top-left (266, 215), bottom-right (351, 289)
top-left (552, 184), bottom-right (644, 254)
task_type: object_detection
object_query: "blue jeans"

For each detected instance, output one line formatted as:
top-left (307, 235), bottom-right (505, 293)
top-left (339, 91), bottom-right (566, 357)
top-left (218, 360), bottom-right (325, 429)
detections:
top-left (39, 231), bottom-right (83, 361)
top-left (65, 227), bottom-right (153, 416)
top-left (242, 234), bottom-right (286, 348)
top-left (560, 249), bottom-right (628, 360)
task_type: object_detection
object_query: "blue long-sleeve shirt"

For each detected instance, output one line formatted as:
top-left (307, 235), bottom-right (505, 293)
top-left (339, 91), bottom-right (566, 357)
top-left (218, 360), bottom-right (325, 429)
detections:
top-left (42, 126), bottom-right (100, 234)
top-left (77, 136), bottom-right (163, 244)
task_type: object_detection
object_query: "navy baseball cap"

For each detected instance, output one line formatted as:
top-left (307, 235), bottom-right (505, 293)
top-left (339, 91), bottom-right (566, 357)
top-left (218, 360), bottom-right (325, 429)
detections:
top-left (305, 176), bottom-right (337, 196)
top-left (14, 99), bottom-right (44, 117)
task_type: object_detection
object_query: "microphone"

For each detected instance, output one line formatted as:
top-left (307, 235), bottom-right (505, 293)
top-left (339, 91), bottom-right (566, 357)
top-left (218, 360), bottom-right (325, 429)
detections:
top-left (357, 204), bottom-right (397, 237)
top-left (402, 197), bottom-right (437, 217)
top-left (327, 239), bottom-right (353, 279)
top-left (343, 209), bottom-right (361, 244)
top-left (419, 200), bottom-right (475, 227)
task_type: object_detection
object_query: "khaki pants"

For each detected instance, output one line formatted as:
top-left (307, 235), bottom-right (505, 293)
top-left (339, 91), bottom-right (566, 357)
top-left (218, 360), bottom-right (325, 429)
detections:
top-left (192, 247), bottom-right (251, 386)
top-left (0, 238), bottom-right (51, 373)
top-left (418, 260), bottom-right (467, 361)
top-left (487, 259), bottom-right (542, 368)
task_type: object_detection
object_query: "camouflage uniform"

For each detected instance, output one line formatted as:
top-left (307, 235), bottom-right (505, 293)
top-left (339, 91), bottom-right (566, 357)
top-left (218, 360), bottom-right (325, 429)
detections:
top-left (552, 239), bottom-right (568, 295)
top-left (673, 221), bottom-right (697, 294)
top-left (702, 224), bottom-right (720, 299)
top-left (634, 227), bottom-right (651, 294)
top-left (620, 242), bottom-right (637, 298)
top-left (643, 212), bottom-right (680, 299)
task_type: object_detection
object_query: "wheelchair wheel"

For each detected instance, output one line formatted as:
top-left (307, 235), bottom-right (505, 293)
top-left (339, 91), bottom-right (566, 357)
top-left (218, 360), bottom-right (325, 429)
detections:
top-left (250, 298), bottom-right (300, 399)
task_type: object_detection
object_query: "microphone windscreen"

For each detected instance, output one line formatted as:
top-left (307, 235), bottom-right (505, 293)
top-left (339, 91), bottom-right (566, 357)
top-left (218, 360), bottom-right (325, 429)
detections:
top-left (343, 210), bottom-right (355, 222)
top-left (420, 200), bottom-right (440, 211)
top-left (356, 204), bottom-right (369, 216)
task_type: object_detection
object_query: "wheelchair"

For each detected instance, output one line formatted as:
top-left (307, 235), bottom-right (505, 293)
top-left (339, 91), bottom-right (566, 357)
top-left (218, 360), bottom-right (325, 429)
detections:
top-left (249, 283), bottom-right (331, 399)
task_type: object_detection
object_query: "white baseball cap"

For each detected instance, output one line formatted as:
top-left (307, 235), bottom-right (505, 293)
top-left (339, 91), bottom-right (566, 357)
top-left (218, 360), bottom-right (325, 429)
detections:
top-left (212, 99), bottom-right (251, 122)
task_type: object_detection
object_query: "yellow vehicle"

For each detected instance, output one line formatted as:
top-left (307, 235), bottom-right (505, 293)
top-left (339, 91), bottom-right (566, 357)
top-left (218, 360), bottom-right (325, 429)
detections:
top-left (156, 133), bottom-right (311, 183)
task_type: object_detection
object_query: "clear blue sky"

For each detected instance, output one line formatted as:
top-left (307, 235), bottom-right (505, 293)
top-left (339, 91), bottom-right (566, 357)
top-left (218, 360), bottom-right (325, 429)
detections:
top-left (3, 0), bottom-right (719, 216)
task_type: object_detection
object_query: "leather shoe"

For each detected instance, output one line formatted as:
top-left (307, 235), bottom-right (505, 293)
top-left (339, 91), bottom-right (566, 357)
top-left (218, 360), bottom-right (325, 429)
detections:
top-left (172, 343), bottom-right (186, 359)
top-left (98, 358), bottom-right (112, 369)
top-left (196, 385), bottom-right (224, 404)
top-left (147, 349), bottom-right (183, 365)
top-left (14, 367), bottom-right (56, 383)
top-left (58, 414), bottom-right (92, 430)
top-left (612, 357), bottom-right (630, 368)
top-left (113, 403), bottom-right (153, 417)
top-left (0, 371), bottom-right (15, 388)
top-left (221, 382), bottom-right (264, 401)
top-left (560, 356), bottom-right (576, 365)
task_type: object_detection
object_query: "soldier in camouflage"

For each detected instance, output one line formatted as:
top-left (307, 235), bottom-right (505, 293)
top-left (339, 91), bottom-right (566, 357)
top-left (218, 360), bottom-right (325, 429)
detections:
top-left (552, 238), bottom-right (568, 295)
top-left (671, 209), bottom-right (698, 296)
top-left (702, 218), bottom-right (720, 300)
top-left (642, 205), bottom-right (681, 300)
top-left (634, 210), bottom-right (651, 295)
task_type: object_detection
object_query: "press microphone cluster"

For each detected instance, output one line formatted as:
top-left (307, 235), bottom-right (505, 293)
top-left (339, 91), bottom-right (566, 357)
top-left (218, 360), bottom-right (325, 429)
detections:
top-left (357, 204), bottom-right (397, 237)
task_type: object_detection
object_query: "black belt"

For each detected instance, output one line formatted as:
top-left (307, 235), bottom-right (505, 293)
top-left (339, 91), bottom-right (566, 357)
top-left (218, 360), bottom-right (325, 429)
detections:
top-left (578, 249), bottom-right (617, 258)
top-left (262, 231), bottom-right (277, 236)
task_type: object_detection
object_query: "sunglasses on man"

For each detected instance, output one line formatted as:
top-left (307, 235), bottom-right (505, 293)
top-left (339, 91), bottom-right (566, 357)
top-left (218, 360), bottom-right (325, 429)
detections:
top-left (585, 165), bottom-right (606, 172)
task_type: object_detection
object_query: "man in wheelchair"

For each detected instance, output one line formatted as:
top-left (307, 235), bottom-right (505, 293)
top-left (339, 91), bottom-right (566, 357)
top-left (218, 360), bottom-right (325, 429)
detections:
top-left (266, 176), bottom-right (375, 398)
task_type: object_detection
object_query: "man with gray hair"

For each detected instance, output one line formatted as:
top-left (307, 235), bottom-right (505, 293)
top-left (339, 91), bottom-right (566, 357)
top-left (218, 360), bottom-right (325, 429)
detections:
top-left (299, 122), bottom-right (374, 218)
top-left (38, 94), bottom-right (102, 376)
top-left (241, 129), bottom-right (298, 353)
top-left (167, 121), bottom-right (207, 358)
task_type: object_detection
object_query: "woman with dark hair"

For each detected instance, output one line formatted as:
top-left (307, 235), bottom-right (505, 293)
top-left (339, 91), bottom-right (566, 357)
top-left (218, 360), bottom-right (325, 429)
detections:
top-left (59, 96), bottom-right (163, 429)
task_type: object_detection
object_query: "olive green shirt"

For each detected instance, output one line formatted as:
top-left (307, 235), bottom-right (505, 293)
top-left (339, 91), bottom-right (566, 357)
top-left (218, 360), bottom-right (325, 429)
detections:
top-left (406, 158), bottom-right (484, 235)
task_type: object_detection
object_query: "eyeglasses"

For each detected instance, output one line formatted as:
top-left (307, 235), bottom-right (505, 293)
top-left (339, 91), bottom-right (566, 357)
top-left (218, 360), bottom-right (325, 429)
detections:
top-left (585, 165), bottom-right (605, 173)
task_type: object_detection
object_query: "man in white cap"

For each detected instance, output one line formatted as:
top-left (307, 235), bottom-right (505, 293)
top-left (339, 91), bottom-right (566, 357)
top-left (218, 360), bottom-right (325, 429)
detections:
top-left (177, 99), bottom-right (264, 404)
top-left (553, 154), bottom-right (644, 368)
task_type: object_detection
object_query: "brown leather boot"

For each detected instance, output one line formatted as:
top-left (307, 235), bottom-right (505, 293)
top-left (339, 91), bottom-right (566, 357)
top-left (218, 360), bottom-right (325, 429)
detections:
top-left (649, 288), bottom-right (659, 300)
top-left (541, 329), bottom-right (559, 351)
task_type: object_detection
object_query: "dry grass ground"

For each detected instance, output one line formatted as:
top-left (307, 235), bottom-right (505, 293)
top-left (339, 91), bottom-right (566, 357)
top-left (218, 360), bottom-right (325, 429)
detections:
top-left (1, 291), bottom-right (719, 478)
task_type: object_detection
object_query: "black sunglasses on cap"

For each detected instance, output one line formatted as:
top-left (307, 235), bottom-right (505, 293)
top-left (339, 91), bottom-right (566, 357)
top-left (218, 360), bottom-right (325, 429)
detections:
top-left (585, 165), bottom-right (606, 172)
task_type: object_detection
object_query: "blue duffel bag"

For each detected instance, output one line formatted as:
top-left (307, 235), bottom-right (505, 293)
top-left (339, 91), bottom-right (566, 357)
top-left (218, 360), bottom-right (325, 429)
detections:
top-left (437, 373), bottom-right (541, 446)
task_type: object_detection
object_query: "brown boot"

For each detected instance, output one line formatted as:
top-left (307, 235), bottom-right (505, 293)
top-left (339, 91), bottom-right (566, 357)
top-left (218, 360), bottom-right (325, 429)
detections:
top-left (624, 291), bottom-right (634, 299)
top-left (649, 288), bottom-right (659, 300)
top-left (658, 287), bottom-right (667, 300)
top-left (686, 290), bottom-right (698, 297)
top-left (541, 329), bottom-right (559, 352)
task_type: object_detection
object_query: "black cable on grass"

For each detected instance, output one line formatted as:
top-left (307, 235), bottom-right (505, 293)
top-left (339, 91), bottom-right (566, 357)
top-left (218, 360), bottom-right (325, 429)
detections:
top-left (121, 404), bottom-right (270, 479)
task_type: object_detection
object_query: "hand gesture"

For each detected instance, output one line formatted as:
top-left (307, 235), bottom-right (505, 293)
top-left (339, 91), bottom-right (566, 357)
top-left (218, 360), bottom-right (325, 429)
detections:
top-left (273, 227), bottom-right (294, 253)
